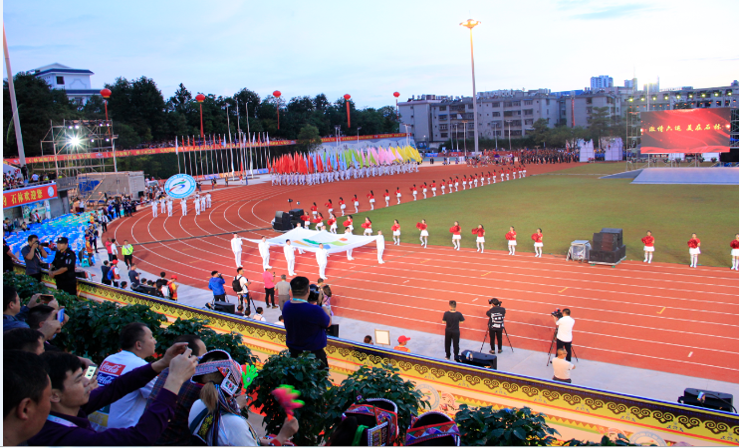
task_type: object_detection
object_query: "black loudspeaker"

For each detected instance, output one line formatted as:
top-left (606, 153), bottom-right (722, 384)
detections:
top-left (213, 301), bottom-right (235, 314)
top-left (590, 246), bottom-right (626, 264)
top-left (720, 149), bottom-right (739, 163)
top-left (601, 228), bottom-right (623, 247)
top-left (273, 211), bottom-right (293, 231)
top-left (459, 350), bottom-right (497, 370)
top-left (679, 388), bottom-right (734, 412)
top-left (327, 324), bottom-right (340, 337)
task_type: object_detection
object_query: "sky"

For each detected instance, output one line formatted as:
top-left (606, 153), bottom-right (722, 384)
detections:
top-left (4, 0), bottom-right (738, 109)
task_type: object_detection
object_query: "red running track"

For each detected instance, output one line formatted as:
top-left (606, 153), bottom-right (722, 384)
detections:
top-left (108, 162), bottom-right (739, 383)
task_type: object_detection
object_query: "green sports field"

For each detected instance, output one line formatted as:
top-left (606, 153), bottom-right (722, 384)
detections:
top-left (353, 164), bottom-right (739, 267)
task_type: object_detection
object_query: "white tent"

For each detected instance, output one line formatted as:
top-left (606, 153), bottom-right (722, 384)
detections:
top-left (579, 139), bottom-right (595, 162)
top-left (3, 163), bottom-right (21, 176)
top-left (246, 228), bottom-right (379, 254)
top-left (604, 137), bottom-right (624, 161)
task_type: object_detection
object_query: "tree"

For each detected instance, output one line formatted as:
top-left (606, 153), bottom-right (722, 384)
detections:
top-left (528, 118), bottom-right (550, 147)
top-left (588, 106), bottom-right (611, 147)
top-left (296, 124), bottom-right (323, 153)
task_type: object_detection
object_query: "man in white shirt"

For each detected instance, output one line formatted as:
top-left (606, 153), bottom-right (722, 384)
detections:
top-left (552, 308), bottom-right (575, 362)
top-left (231, 234), bottom-right (244, 267)
top-left (315, 243), bottom-right (329, 279)
top-left (283, 240), bottom-right (296, 276)
top-left (258, 236), bottom-right (272, 270)
top-left (235, 267), bottom-right (251, 315)
top-left (376, 230), bottom-right (386, 264)
top-left (552, 348), bottom-right (576, 383)
top-left (89, 322), bottom-right (158, 430)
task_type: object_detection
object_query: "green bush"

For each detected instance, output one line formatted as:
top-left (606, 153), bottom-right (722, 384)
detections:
top-left (562, 434), bottom-right (637, 446)
top-left (4, 271), bottom-right (48, 300)
top-left (246, 351), bottom-right (332, 446)
top-left (454, 405), bottom-right (558, 446)
top-left (322, 364), bottom-right (429, 443)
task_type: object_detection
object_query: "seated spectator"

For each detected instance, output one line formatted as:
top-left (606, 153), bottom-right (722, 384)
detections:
top-left (144, 335), bottom-right (208, 446)
top-left (274, 315), bottom-right (285, 327)
top-left (405, 411), bottom-right (462, 446)
top-left (188, 349), bottom-right (298, 446)
top-left (394, 335), bottom-right (411, 353)
top-left (4, 285), bottom-right (31, 332)
top-left (327, 398), bottom-right (399, 446)
top-left (3, 328), bottom-right (45, 355)
top-left (364, 335), bottom-right (373, 345)
top-left (27, 342), bottom-right (197, 446)
top-left (252, 307), bottom-right (267, 322)
top-left (120, 281), bottom-right (129, 290)
top-left (26, 305), bottom-right (63, 347)
top-left (3, 351), bottom-right (52, 446)
top-left (88, 322), bottom-right (159, 430)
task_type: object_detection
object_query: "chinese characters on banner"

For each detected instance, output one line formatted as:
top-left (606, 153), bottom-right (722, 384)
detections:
top-left (640, 108), bottom-right (731, 154)
top-left (2, 183), bottom-right (58, 209)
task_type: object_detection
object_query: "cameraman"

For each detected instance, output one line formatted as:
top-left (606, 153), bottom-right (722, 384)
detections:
top-left (22, 234), bottom-right (48, 282)
top-left (486, 298), bottom-right (506, 354)
top-left (552, 308), bottom-right (575, 362)
top-left (207, 270), bottom-right (226, 305)
top-left (282, 276), bottom-right (331, 370)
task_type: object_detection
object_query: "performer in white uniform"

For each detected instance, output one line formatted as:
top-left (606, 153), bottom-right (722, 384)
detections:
top-left (200, 194), bottom-right (206, 211)
top-left (258, 236), bottom-right (272, 270)
top-left (151, 200), bottom-right (158, 218)
top-left (376, 231), bottom-right (386, 264)
top-left (194, 194), bottom-right (201, 215)
top-left (316, 243), bottom-right (329, 279)
top-left (284, 239), bottom-right (296, 276)
top-left (166, 198), bottom-right (173, 217)
top-left (160, 197), bottom-right (166, 214)
top-left (206, 193), bottom-right (212, 208)
top-left (180, 199), bottom-right (187, 216)
top-left (231, 234), bottom-right (244, 267)
top-left (345, 228), bottom-right (355, 261)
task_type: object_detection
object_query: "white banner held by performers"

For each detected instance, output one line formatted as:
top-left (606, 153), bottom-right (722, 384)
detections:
top-left (246, 228), bottom-right (378, 254)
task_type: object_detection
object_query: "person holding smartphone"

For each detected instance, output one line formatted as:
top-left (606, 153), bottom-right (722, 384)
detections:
top-left (22, 234), bottom-right (49, 282)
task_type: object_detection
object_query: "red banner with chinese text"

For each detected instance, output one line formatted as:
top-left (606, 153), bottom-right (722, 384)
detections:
top-left (4, 133), bottom-right (411, 165)
top-left (3, 183), bottom-right (58, 209)
top-left (640, 108), bottom-right (731, 154)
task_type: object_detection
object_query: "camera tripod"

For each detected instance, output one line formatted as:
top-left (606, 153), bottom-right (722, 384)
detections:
top-left (546, 328), bottom-right (578, 366)
top-left (480, 325), bottom-right (514, 353)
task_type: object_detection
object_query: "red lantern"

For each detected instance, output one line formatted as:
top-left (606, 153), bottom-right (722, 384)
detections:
top-left (273, 90), bottom-right (282, 98)
top-left (100, 88), bottom-right (112, 99)
top-left (393, 92), bottom-right (400, 98)
top-left (344, 94), bottom-right (352, 128)
top-left (195, 94), bottom-right (205, 103)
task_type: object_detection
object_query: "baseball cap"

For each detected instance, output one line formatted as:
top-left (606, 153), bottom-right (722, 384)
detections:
top-left (56, 237), bottom-right (69, 244)
top-left (110, 259), bottom-right (118, 264)
top-left (171, 275), bottom-right (178, 280)
top-left (398, 335), bottom-right (411, 344)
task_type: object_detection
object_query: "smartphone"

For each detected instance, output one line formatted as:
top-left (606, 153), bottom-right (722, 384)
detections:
top-left (84, 365), bottom-right (97, 380)
top-left (57, 309), bottom-right (65, 322)
top-left (39, 294), bottom-right (54, 303)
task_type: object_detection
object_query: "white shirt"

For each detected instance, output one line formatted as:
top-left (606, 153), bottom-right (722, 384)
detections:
top-left (283, 244), bottom-right (295, 260)
top-left (274, 321), bottom-right (285, 327)
top-left (258, 241), bottom-right (270, 256)
top-left (556, 316), bottom-right (575, 343)
top-left (90, 350), bottom-right (154, 430)
top-left (376, 235), bottom-right (385, 250)
top-left (231, 238), bottom-right (243, 252)
top-left (552, 357), bottom-right (575, 379)
top-left (110, 243), bottom-right (118, 255)
top-left (238, 275), bottom-right (249, 294)
top-left (188, 399), bottom-right (257, 446)
top-left (316, 248), bottom-right (329, 265)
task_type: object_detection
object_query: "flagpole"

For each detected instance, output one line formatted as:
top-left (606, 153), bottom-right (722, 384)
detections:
top-left (176, 136), bottom-right (181, 173)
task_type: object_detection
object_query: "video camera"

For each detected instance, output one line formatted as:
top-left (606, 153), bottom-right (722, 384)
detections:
top-left (551, 308), bottom-right (563, 320)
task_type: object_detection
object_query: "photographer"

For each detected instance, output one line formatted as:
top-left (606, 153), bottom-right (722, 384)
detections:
top-left (486, 298), bottom-right (506, 354)
top-left (552, 308), bottom-right (575, 362)
top-left (207, 270), bottom-right (226, 306)
top-left (22, 234), bottom-right (49, 282)
top-left (282, 276), bottom-right (331, 370)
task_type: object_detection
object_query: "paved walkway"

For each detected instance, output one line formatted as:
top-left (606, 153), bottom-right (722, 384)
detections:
top-left (80, 252), bottom-right (739, 405)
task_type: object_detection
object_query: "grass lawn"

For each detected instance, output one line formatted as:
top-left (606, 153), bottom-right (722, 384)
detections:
top-left (354, 165), bottom-right (739, 267)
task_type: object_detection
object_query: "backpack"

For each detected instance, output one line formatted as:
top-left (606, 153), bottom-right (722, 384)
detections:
top-left (232, 275), bottom-right (243, 293)
top-left (161, 283), bottom-right (170, 298)
top-left (107, 268), bottom-right (115, 281)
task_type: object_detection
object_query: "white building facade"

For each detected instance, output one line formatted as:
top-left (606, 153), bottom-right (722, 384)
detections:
top-left (32, 63), bottom-right (99, 105)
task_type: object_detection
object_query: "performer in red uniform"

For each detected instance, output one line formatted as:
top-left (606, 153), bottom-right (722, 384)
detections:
top-left (395, 187), bottom-right (402, 204)
top-left (391, 219), bottom-right (401, 245)
top-left (410, 185), bottom-right (418, 202)
top-left (454, 176), bottom-right (460, 192)
top-left (431, 181), bottom-right (437, 197)
top-left (462, 176), bottom-right (468, 190)
top-left (310, 202), bottom-right (318, 218)
top-left (343, 215), bottom-right (354, 234)
top-left (641, 230), bottom-right (655, 263)
top-left (300, 213), bottom-right (311, 228)
top-left (492, 170), bottom-right (497, 184)
top-left (487, 171), bottom-right (492, 185)
top-left (440, 179), bottom-right (446, 195)
top-left (327, 214), bottom-right (338, 234)
top-left (384, 189), bottom-right (391, 207)
top-left (505, 226), bottom-right (517, 255)
top-left (687, 233), bottom-right (701, 268)
top-left (422, 182), bottom-right (428, 199)
top-left (532, 228), bottom-right (543, 258)
top-left (339, 197), bottom-right (346, 216)
top-left (472, 225), bottom-right (486, 253)
top-left (361, 217), bottom-right (373, 236)
top-left (730, 234), bottom-right (739, 271)
top-left (450, 222), bottom-right (462, 251)
top-left (353, 194), bottom-right (360, 214)
top-left (416, 219), bottom-right (429, 248)
top-left (325, 199), bottom-right (334, 216)
top-left (367, 191), bottom-right (376, 210)
top-left (311, 212), bottom-right (324, 230)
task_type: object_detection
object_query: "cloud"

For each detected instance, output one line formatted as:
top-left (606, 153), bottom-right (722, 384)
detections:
top-left (568, 3), bottom-right (654, 20)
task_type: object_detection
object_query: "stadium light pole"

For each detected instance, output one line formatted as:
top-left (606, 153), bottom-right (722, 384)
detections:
top-left (460, 19), bottom-right (480, 155)
top-left (3, 24), bottom-right (26, 168)
top-left (505, 120), bottom-right (512, 151)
